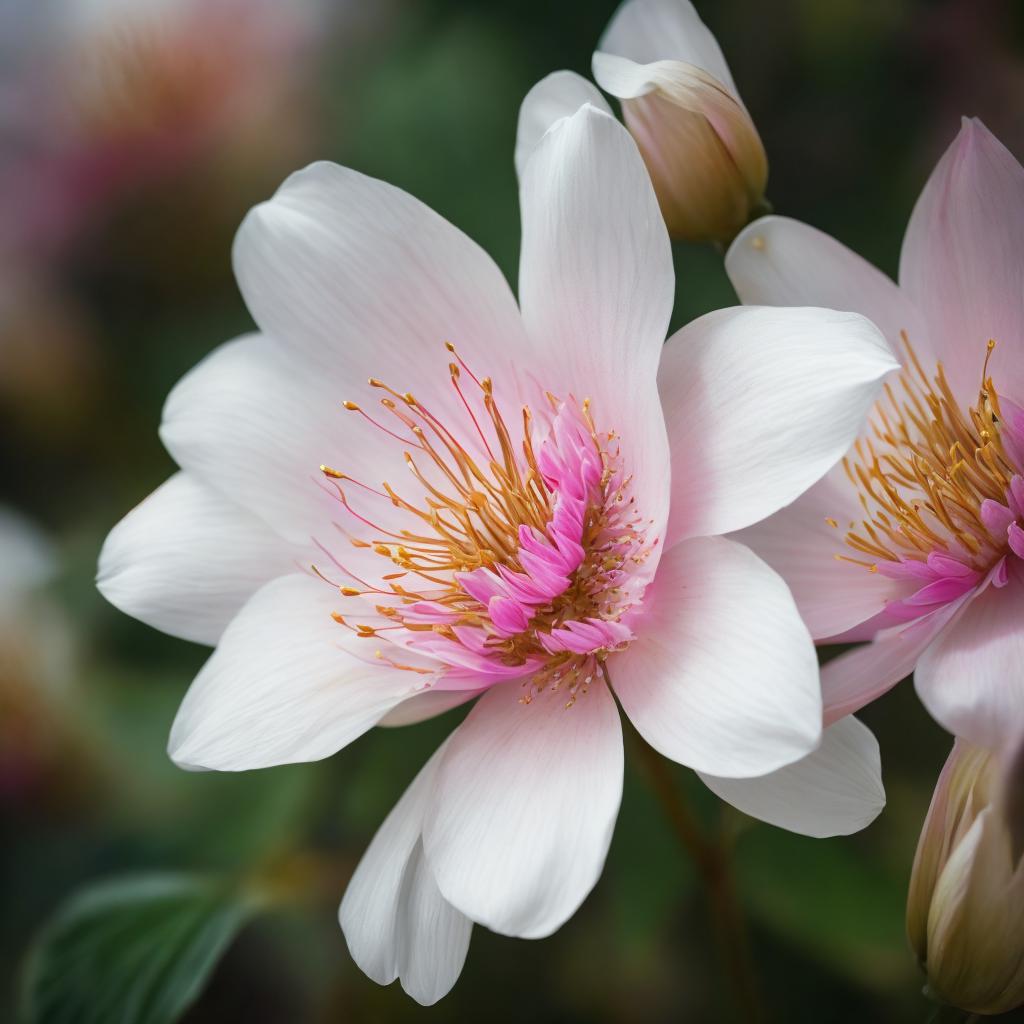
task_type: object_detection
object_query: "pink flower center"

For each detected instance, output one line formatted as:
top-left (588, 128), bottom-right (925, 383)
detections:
top-left (315, 346), bottom-right (657, 706)
top-left (834, 335), bottom-right (1024, 622)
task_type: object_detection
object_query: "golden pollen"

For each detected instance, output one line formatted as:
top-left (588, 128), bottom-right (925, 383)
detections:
top-left (312, 347), bottom-right (657, 704)
top-left (839, 333), bottom-right (1020, 573)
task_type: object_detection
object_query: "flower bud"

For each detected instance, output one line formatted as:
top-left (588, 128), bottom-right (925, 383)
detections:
top-left (593, 0), bottom-right (768, 244)
top-left (907, 737), bottom-right (1024, 1016)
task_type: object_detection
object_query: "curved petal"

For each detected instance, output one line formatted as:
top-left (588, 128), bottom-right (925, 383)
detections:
top-left (821, 593), bottom-right (972, 725)
top-left (596, 0), bottom-right (739, 94)
top-left (422, 678), bottom-right (623, 939)
top-left (233, 159), bottom-right (531, 418)
top-left (915, 565), bottom-right (1024, 747)
top-left (340, 741), bottom-right (471, 1007)
top-left (726, 215), bottom-right (926, 355)
top-left (515, 71), bottom-right (611, 181)
top-left (698, 716), bottom-right (885, 838)
top-left (168, 574), bottom-right (422, 770)
top-left (900, 118), bottom-right (1024, 403)
top-left (906, 739), bottom-right (961, 960)
top-left (925, 806), bottom-right (1024, 1015)
top-left (393, 842), bottom-right (471, 1005)
top-left (612, 535), bottom-right (822, 778)
top-left (733, 465), bottom-right (907, 640)
top-left (658, 306), bottom-right (897, 541)
top-left (378, 688), bottom-right (484, 728)
top-left (97, 472), bottom-right (293, 645)
top-left (161, 333), bottom-right (411, 550)
top-left (518, 104), bottom-right (673, 558)
top-left (160, 334), bottom-right (333, 545)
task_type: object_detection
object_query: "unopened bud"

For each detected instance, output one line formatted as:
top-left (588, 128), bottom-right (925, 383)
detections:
top-left (907, 737), bottom-right (1024, 1016)
top-left (592, 0), bottom-right (768, 244)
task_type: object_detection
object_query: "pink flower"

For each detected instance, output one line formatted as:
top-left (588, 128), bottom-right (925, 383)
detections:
top-left (726, 118), bottom-right (1024, 750)
top-left (98, 100), bottom-right (894, 1002)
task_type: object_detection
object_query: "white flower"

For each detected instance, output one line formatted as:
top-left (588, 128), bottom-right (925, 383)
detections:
top-left (99, 99), bottom-right (894, 1002)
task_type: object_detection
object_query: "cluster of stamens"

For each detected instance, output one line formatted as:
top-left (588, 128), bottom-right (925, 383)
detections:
top-left (313, 344), bottom-right (656, 707)
top-left (834, 334), bottom-right (1024, 598)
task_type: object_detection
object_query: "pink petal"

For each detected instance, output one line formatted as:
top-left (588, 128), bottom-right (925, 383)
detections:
top-left (734, 465), bottom-right (908, 640)
top-left (822, 589), bottom-right (975, 725)
top-left (980, 498), bottom-right (1016, 539)
top-left (899, 118), bottom-right (1024, 404)
top-left (488, 596), bottom-right (531, 636)
top-left (1009, 522), bottom-right (1024, 561)
top-left (1009, 474), bottom-right (1024, 518)
top-left (916, 562), bottom-right (1024, 746)
top-left (456, 568), bottom-right (510, 607)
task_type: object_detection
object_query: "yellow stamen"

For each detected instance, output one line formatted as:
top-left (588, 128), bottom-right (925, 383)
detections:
top-left (839, 333), bottom-right (1018, 571)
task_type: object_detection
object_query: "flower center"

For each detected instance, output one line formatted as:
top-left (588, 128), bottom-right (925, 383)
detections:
top-left (834, 334), bottom-right (1024, 608)
top-left (315, 345), bottom-right (656, 706)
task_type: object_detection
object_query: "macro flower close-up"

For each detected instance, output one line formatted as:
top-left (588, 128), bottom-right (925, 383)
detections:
top-left (98, 97), bottom-right (894, 1002)
top-left (5, 1), bottom-right (1024, 1022)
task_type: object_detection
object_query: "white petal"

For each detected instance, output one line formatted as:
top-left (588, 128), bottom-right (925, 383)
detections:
top-left (596, 0), bottom-right (739, 95)
top-left (395, 843), bottom-right (472, 1005)
top-left (733, 465), bottom-right (906, 640)
top-left (161, 333), bottom-right (410, 548)
top-left (915, 567), bottom-right (1024, 748)
top-left (725, 215), bottom-right (926, 356)
top-left (658, 306), bottom-right (897, 540)
top-left (611, 536), bottom-right (822, 778)
top-left (698, 716), bottom-right (885, 837)
top-left (233, 159), bottom-right (530, 400)
top-left (515, 71), bottom-right (611, 181)
top-left (340, 741), bottom-right (471, 1007)
top-left (422, 678), bottom-right (623, 939)
top-left (97, 472), bottom-right (292, 645)
top-left (342, 751), bottom-right (433, 987)
top-left (159, 334), bottom-right (331, 545)
top-left (518, 103), bottom-right (673, 555)
top-left (168, 574), bottom-right (419, 770)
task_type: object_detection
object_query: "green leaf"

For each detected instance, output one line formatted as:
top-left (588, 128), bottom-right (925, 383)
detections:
top-left (19, 873), bottom-right (257, 1024)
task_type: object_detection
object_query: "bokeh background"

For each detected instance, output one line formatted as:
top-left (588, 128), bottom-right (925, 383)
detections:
top-left (3, 0), bottom-right (1024, 1021)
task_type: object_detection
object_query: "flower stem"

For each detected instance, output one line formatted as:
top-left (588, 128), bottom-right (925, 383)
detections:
top-left (614, 691), bottom-right (764, 1022)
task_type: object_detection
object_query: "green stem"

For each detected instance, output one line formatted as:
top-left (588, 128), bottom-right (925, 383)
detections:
top-left (605, 667), bottom-right (764, 1022)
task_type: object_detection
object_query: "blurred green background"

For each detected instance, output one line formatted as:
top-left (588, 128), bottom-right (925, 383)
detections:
top-left (3, 0), bottom-right (1024, 1021)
